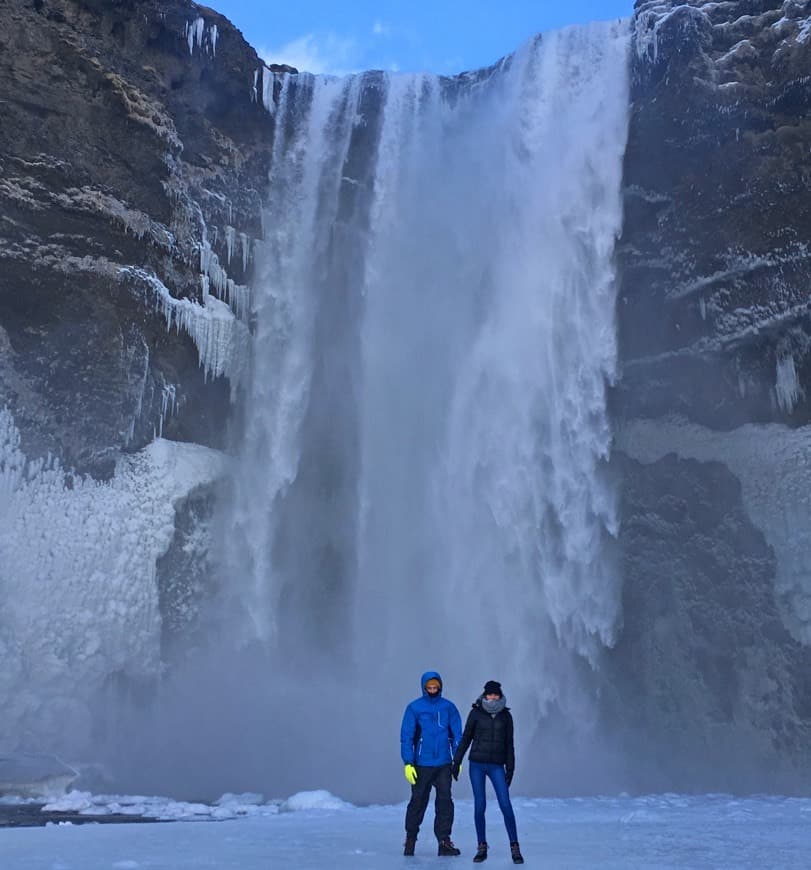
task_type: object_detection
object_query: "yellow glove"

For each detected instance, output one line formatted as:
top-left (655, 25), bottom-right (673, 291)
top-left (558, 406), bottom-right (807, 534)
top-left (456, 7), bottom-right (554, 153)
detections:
top-left (404, 764), bottom-right (418, 785)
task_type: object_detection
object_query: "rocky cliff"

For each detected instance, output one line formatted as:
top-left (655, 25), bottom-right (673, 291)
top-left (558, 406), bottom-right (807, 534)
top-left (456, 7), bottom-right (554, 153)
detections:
top-left (0, 0), bottom-right (288, 750)
top-left (4, 0), bottom-right (811, 794)
top-left (0, 0), bottom-right (277, 477)
top-left (611, 0), bottom-right (811, 791)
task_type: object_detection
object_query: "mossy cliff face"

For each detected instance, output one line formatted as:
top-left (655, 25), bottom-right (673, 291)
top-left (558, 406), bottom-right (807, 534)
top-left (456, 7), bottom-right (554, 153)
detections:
top-left (0, 0), bottom-right (276, 477)
top-left (610, 0), bottom-right (811, 792)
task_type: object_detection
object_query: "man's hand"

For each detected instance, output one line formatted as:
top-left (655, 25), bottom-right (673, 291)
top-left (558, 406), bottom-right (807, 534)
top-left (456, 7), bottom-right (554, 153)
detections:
top-left (451, 761), bottom-right (462, 781)
top-left (404, 764), bottom-right (418, 785)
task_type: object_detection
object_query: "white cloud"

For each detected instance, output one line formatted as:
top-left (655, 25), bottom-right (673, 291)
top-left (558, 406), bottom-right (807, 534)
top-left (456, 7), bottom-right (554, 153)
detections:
top-left (258, 33), bottom-right (359, 76)
top-left (372, 19), bottom-right (393, 38)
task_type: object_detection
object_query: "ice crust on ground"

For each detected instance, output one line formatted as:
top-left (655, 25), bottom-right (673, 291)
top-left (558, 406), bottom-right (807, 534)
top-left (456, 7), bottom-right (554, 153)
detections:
top-left (3, 793), bottom-right (811, 869)
top-left (21, 788), bottom-right (348, 820)
top-left (0, 408), bottom-right (227, 755)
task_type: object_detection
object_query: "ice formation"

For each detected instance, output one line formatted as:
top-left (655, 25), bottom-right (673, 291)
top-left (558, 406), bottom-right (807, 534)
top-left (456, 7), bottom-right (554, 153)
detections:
top-left (0, 408), bottom-right (227, 755)
top-left (156, 384), bottom-right (177, 439)
top-left (184, 18), bottom-right (218, 57)
top-left (120, 266), bottom-right (249, 389)
top-left (634, 0), bottom-right (811, 68)
top-left (775, 353), bottom-right (802, 413)
top-left (224, 225), bottom-right (236, 264)
top-left (185, 18), bottom-right (205, 56)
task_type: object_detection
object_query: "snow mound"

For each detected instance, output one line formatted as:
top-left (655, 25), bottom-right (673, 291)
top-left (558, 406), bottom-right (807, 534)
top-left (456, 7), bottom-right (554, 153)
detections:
top-left (280, 790), bottom-right (354, 812)
top-left (41, 790), bottom-right (283, 821)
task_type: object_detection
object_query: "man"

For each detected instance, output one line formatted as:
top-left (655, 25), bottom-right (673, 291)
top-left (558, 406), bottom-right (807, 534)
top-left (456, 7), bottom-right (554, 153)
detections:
top-left (400, 670), bottom-right (463, 857)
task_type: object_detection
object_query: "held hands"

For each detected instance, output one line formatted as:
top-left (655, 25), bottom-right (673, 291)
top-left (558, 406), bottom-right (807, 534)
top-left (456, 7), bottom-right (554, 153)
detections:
top-left (451, 761), bottom-right (462, 781)
top-left (505, 767), bottom-right (514, 788)
top-left (404, 764), bottom-right (418, 785)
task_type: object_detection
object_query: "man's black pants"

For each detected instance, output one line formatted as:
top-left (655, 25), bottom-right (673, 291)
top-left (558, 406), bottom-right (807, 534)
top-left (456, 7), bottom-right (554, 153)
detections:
top-left (405, 764), bottom-right (454, 841)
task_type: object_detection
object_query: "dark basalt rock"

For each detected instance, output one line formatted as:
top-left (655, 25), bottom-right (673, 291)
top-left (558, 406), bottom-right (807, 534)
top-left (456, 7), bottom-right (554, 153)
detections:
top-left (618, 0), bottom-right (811, 429)
top-left (606, 453), bottom-right (811, 792)
top-left (611, 0), bottom-right (811, 791)
top-left (0, 0), bottom-right (280, 477)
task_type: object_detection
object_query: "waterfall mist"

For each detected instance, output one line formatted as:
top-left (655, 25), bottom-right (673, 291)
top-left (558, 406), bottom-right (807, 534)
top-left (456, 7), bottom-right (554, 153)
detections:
top-left (114, 22), bottom-right (632, 804)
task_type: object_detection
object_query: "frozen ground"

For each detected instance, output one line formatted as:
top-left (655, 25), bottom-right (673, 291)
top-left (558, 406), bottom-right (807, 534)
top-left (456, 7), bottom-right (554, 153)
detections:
top-left (3, 791), bottom-right (811, 869)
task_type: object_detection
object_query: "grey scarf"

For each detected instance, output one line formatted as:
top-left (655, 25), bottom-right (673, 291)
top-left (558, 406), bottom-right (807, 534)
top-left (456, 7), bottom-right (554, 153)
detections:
top-left (480, 695), bottom-right (506, 716)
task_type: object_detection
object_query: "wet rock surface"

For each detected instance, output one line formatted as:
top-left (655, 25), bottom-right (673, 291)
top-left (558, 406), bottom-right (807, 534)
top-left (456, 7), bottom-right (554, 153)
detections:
top-left (0, 804), bottom-right (162, 828)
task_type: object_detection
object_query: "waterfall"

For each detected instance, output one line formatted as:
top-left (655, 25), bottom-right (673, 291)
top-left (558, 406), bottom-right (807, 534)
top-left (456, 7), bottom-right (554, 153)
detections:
top-left (220, 21), bottom-right (631, 799)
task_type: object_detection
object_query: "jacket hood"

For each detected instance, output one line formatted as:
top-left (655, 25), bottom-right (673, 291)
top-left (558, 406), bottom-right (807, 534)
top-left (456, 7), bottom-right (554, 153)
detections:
top-left (421, 670), bottom-right (443, 697)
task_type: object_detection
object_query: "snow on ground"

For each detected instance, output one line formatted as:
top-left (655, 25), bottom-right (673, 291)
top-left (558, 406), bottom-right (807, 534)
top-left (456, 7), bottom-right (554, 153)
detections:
top-left (4, 791), bottom-right (811, 869)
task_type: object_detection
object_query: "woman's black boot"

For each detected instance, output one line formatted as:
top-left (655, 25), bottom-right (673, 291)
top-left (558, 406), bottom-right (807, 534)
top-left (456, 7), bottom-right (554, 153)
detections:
top-left (473, 842), bottom-right (488, 862)
top-left (510, 841), bottom-right (524, 864)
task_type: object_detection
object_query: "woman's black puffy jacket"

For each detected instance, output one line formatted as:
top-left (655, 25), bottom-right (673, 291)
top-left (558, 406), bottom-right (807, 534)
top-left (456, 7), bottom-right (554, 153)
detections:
top-left (452, 699), bottom-right (515, 781)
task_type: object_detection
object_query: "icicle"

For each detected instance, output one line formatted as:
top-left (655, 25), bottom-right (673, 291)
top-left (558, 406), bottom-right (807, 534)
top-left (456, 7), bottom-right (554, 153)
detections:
top-left (225, 226), bottom-right (236, 264)
top-left (224, 280), bottom-right (251, 321)
top-left (200, 241), bottom-right (213, 276)
top-left (240, 232), bottom-right (250, 273)
top-left (118, 266), bottom-right (248, 391)
top-left (210, 24), bottom-right (218, 57)
top-left (776, 354), bottom-right (802, 413)
top-left (158, 384), bottom-right (177, 438)
top-left (252, 69), bottom-right (259, 103)
top-left (194, 17), bottom-right (205, 52)
top-left (186, 17), bottom-right (205, 55)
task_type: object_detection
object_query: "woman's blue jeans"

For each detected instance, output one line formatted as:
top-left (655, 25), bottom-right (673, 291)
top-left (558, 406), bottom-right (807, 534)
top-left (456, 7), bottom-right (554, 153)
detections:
top-left (468, 761), bottom-right (518, 844)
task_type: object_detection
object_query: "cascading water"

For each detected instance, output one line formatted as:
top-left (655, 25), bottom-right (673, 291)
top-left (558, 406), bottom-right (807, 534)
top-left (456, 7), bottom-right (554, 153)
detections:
top-left (218, 21), bottom-right (631, 801)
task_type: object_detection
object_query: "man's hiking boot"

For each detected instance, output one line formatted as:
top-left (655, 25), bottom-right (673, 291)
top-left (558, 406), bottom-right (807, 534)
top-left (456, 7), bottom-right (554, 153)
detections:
top-left (473, 842), bottom-right (488, 862)
top-left (510, 841), bottom-right (524, 864)
top-left (403, 836), bottom-right (417, 856)
top-left (438, 837), bottom-right (461, 856)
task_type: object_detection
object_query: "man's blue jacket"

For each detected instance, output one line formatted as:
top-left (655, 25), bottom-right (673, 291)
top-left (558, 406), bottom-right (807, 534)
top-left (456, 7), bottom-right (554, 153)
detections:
top-left (400, 670), bottom-right (463, 767)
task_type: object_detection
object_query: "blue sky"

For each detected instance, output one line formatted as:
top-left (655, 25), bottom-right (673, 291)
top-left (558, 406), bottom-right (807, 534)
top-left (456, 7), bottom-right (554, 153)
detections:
top-left (210, 1), bottom-right (634, 75)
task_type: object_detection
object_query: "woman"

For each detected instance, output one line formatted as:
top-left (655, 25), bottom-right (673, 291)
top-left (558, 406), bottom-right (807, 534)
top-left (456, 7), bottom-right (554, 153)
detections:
top-left (451, 680), bottom-right (523, 864)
